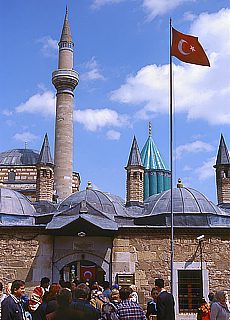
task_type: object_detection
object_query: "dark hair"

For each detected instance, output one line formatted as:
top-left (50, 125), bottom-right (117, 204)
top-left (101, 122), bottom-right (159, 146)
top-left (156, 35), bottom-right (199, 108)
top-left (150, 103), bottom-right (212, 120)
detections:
top-left (75, 283), bottom-right (90, 299)
top-left (41, 277), bottom-right (50, 287)
top-left (208, 292), bottom-right (215, 302)
top-left (63, 281), bottom-right (72, 290)
top-left (155, 278), bottom-right (164, 289)
top-left (151, 287), bottom-right (158, 296)
top-left (11, 280), bottom-right (25, 294)
top-left (103, 281), bottom-right (110, 290)
top-left (57, 288), bottom-right (72, 308)
top-left (0, 282), bottom-right (3, 291)
top-left (119, 287), bottom-right (132, 300)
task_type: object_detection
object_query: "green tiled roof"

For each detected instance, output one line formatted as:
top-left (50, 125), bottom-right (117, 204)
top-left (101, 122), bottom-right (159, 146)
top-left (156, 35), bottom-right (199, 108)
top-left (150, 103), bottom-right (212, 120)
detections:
top-left (141, 124), bottom-right (167, 170)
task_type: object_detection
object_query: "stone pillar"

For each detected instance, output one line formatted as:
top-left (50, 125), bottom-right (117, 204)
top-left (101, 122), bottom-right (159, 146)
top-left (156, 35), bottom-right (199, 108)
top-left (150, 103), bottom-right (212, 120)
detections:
top-left (215, 165), bottom-right (230, 204)
top-left (126, 167), bottom-right (144, 206)
top-left (36, 165), bottom-right (54, 202)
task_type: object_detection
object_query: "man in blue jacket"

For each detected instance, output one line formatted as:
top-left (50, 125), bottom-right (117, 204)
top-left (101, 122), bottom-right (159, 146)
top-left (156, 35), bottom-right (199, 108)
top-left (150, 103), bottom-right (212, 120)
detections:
top-left (2, 280), bottom-right (27, 320)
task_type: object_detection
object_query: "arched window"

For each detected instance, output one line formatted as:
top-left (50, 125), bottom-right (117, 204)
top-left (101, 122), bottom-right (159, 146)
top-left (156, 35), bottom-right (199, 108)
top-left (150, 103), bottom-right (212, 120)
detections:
top-left (8, 171), bottom-right (16, 181)
top-left (133, 172), bottom-right (137, 179)
top-left (224, 170), bottom-right (228, 178)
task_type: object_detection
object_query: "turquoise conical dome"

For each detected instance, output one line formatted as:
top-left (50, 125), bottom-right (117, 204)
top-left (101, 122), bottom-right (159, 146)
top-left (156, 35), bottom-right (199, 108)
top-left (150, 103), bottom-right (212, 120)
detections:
top-left (141, 136), bottom-right (167, 170)
top-left (141, 123), bottom-right (171, 199)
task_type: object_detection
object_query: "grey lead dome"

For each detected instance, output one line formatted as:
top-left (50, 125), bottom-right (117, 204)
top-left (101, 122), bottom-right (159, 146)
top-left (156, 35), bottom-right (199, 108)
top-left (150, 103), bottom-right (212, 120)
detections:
top-left (0, 149), bottom-right (39, 166)
top-left (0, 188), bottom-right (36, 216)
top-left (143, 187), bottom-right (224, 216)
top-left (58, 189), bottom-right (128, 217)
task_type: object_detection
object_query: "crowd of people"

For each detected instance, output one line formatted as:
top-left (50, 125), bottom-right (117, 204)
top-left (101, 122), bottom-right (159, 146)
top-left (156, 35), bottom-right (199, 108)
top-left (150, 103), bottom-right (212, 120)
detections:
top-left (0, 276), bottom-right (229, 320)
top-left (197, 291), bottom-right (230, 320)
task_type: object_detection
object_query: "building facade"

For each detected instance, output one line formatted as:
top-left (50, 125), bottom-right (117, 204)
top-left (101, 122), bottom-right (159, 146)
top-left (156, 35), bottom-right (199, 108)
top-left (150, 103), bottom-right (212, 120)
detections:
top-left (0, 8), bottom-right (230, 320)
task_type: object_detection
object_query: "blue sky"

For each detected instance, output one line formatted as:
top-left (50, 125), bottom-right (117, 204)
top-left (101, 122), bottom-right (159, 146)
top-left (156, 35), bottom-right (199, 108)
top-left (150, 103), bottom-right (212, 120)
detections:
top-left (0, 0), bottom-right (229, 203)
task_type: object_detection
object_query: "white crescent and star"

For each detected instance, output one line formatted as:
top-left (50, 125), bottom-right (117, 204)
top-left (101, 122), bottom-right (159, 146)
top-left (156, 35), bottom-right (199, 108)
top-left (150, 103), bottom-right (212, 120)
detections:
top-left (178, 39), bottom-right (196, 56)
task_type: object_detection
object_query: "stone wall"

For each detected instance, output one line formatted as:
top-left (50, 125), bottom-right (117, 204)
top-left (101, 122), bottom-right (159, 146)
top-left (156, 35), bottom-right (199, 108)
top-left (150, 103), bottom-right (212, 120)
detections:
top-left (0, 166), bottom-right (37, 200)
top-left (215, 165), bottom-right (230, 204)
top-left (0, 230), bottom-right (53, 292)
top-left (112, 229), bottom-right (230, 319)
top-left (0, 165), bottom-right (80, 202)
top-left (36, 165), bottom-right (54, 202)
top-left (126, 167), bottom-right (144, 205)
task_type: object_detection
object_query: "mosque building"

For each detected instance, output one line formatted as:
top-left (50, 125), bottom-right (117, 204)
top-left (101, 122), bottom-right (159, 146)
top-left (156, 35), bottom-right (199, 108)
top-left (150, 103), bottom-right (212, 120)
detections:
top-left (0, 8), bottom-right (230, 320)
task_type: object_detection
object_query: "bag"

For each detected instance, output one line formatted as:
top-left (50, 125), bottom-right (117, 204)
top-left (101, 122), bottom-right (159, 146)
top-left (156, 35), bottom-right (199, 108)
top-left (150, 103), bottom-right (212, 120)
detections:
top-left (101, 302), bottom-right (119, 320)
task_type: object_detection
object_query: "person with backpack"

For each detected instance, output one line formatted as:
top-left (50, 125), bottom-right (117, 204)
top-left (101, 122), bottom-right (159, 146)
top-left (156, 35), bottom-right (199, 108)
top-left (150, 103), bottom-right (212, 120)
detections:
top-left (101, 289), bottom-right (120, 320)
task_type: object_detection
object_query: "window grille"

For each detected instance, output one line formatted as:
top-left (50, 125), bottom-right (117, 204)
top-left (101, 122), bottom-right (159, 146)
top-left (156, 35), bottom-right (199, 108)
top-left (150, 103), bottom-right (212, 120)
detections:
top-left (178, 270), bottom-right (202, 313)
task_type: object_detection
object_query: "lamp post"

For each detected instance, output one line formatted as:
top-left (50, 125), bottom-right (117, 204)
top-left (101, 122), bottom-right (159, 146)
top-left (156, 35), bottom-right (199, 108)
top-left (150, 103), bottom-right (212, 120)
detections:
top-left (197, 235), bottom-right (204, 298)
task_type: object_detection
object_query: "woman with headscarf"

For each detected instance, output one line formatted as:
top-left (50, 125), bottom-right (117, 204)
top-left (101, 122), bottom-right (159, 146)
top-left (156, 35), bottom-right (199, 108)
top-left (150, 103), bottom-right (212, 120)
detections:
top-left (210, 290), bottom-right (230, 320)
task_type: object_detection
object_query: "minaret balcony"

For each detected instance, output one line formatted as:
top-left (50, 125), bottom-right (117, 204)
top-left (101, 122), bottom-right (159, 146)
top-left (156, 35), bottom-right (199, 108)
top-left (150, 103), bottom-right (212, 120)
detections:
top-left (52, 69), bottom-right (79, 92)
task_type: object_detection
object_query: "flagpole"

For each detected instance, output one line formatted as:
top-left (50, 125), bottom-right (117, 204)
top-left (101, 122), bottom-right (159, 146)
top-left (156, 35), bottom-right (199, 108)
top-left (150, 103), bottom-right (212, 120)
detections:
top-left (169, 17), bottom-right (174, 295)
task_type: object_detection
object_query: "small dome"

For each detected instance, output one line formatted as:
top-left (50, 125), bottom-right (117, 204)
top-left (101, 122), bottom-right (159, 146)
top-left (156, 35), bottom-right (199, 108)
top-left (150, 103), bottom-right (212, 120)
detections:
top-left (0, 149), bottom-right (39, 166)
top-left (143, 187), bottom-right (223, 216)
top-left (58, 189), bottom-right (128, 217)
top-left (0, 188), bottom-right (36, 216)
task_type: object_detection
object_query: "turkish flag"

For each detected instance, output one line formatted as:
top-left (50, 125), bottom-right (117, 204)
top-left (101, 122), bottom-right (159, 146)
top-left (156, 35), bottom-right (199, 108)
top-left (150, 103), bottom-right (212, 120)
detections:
top-left (171, 28), bottom-right (210, 67)
top-left (80, 265), bottom-right (96, 281)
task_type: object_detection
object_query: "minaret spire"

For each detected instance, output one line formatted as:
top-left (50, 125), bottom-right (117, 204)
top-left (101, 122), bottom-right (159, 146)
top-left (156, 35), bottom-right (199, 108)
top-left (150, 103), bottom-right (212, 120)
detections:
top-left (125, 136), bottom-right (144, 207)
top-left (214, 134), bottom-right (230, 205)
top-left (216, 134), bottom-right (230, 165)
top-left (38, 133), bottom-right (53, 165)
top-left (52, 8), bottom-right (79, 201)
top-left (60, 5), bottom-right (72, 44)
top-left (36, 134), bottom-right (54, 202)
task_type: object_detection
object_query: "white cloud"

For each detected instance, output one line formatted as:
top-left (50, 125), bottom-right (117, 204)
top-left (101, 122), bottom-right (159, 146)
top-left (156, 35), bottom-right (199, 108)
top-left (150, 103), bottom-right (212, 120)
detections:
top-left (175, 141), bottom-right (214, 159)
top-left (111, 9), bottom-right (230, 125)
top-left (2, 109), bottom-right (13, 116)
top-left (183, 11), bottom-right (197, 22)
top-left (106, 130), bottom-right (121, 140)
top-left (142, 0), bottom-right (195, 20)
top-left (195, 157), bottom-right (215, 181)
top-left (81, 57), bottom-right (105, 81)
top-left (91, 0), bottom-right (125, 9)
top-left (13, 131), bottom-right (38, 143)
top-left (15, 91), bottom-right (55, 117)
top-left (73, 108), bottom-right (129, 131)
top-left (37, 36), bottom-right (58, 57)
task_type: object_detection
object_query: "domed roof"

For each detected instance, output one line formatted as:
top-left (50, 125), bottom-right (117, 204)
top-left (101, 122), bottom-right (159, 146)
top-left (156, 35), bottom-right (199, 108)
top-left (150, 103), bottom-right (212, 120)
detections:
top-left (143, 187), bottom-right (224, 216)
top-left (0, 188), bottom-right (36, 216)
top-left (58, 189), bottom-right (128, 217)
top-left (0, 149), bottom-right (39, 166)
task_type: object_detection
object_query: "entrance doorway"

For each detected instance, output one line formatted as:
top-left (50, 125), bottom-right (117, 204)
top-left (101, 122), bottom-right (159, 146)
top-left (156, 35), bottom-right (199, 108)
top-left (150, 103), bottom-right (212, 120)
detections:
top-left (60, 260), bottom-right (106, 286)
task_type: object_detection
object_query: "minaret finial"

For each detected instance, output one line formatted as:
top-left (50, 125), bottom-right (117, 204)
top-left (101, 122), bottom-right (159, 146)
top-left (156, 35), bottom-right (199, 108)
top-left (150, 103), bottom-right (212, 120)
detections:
top-left (149, 122), bottom-right (152, 137)
top-left (60, 5), bottom-right (72, 43)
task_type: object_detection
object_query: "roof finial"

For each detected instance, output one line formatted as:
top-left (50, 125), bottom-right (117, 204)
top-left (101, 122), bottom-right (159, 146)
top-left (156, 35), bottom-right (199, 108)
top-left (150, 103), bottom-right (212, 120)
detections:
top-left (86, 181), bottom-right (92, 190)
top-left (25, 141), bottom-right (27, 149)
top-left (177, 178), bottom-right (183, 188)
top-left (65, 5), bottom-right (68, 18)
top-left (149, 122), bottom-right (152, 137)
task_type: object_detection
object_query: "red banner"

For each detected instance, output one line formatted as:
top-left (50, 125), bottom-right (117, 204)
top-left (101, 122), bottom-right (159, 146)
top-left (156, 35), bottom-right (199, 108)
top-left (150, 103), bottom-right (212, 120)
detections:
top-left (80, 265), bottom-right (96, 281)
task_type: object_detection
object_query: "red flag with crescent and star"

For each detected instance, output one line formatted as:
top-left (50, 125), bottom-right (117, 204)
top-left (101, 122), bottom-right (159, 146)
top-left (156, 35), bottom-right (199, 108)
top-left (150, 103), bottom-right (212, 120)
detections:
top-left (171, 27), bottom-right (210, 67)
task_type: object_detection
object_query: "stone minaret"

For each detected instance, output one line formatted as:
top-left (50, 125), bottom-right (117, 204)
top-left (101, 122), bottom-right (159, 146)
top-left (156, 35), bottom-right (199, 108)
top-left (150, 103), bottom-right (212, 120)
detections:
top-left (52, 7), bottom-right (79, 201)
top-left (36, 134), bottom-right (54, 202)
top-left (125, 136), bottom-right (144, 207)
top-left (214, 134), bottom-right (230, 205)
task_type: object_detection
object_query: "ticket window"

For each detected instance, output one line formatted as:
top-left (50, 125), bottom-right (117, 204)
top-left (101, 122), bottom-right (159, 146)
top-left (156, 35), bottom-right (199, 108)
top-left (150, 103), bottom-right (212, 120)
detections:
top-left (116, 274), bottom-right (135, 287)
